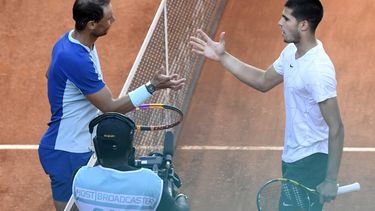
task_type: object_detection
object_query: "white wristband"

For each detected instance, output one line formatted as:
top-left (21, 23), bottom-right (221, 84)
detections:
top-left (128, 85), bottom-right (152, 107)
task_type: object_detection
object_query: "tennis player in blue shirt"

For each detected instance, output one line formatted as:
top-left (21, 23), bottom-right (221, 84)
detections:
top-left (38, 0), bottom-right (185, 210)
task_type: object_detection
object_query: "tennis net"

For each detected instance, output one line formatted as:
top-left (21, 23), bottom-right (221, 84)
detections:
top-left (121, 0), bottom-right (227, 156)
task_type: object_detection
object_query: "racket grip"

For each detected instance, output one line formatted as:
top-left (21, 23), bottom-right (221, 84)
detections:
top-left (337, 182), bottom-right (360, 195)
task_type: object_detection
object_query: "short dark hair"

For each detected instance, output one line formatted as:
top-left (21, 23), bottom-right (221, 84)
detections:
top-left (285, 0), bottom-right (323, 32)
top-left (72, 0), bottom-right (111, 31)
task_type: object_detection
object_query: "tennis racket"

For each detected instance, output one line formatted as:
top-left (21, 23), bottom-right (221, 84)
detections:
top-left (256, 178), bottom-right (360, 211)
top-left (128, 103), bottom-right (183, 131)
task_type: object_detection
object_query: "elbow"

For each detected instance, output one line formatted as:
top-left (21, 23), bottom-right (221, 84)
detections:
top-left (99, 107), bottom-right (112, 113)
top-left (98, 103), bottom-right (134, 114)
top-left (330, 122), bottom-right (345, 144)
top-left (339, 122), bottom-right (345, 139)
top-left (259, 86), bottom-right (269, 93)
top-left (254, 77), bottom-right (275, 93)
top-left (95, 100), bottom-right (119, 113)
top-left (336, 121), bottom-right (345, 136)
top-left (258, 84), bottom-right (272, 93)
top-left (97, 105), bottom-right (114, 113)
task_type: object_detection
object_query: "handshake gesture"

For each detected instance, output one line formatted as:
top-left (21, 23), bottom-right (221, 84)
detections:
top-left (190, 29), bottom-right (226, 61)
top-left (150, 67), bottom-right (186, 91)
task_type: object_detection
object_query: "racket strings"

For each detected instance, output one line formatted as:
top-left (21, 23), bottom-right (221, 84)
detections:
top-left (257, 180), bottom-right (311, 211)
top-left (281, 182), bottom-right (310, 210)
top-left (257, 182), bottom-right (282, 210)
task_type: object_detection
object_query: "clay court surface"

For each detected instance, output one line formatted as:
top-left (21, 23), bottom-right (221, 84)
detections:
top-left (1, 0), bottom-right (374, 210)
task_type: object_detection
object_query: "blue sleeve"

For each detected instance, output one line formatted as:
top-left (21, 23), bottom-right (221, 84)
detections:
top-left (61, 51), bottom-right (105, 95)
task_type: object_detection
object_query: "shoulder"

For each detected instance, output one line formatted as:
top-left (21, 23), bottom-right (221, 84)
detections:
top-left (140, 168), bottom-right (162, 178)
top-left (302, 42), bottom-right (335, 76)
top-left (134, 168), bottom-right (163, 185)
top-left (277, 43), bottom-right (297, 63)
top-left (75, 166), bottom-right (95, 175)
top-left (53, 33), bottom-right (92, 68)
top-left (273, 43), bottom-right (296, 74)
top-left (311, 41), bottom-right (334, 66)
top-left (282, 43), bottom-right (297, 54)
top-left (308, 52), bottom-right (335, 77)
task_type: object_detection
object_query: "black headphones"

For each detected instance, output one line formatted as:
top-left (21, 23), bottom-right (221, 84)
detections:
top-left (89, 112), bottom-right (136, 166)
top-left (89, 112), bottom-right (135, 134)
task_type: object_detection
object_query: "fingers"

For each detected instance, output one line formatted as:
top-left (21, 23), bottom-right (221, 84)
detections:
top-left (189, 36), bottom-right (206, 55)
top-left (196, 29), bottom-right (210, 42)
top-left (161, 78), bottom-right (186, 91)
top-left (169, 81), bottom-right (185, 91)
top-left (317, 186), bottom-right (337, 204)
top-left (158, 73), bottom-right (178, 81)
top-left (319, 195), bottom-right (336, 204)
top-left (153, 72), bottom-right (186, 91)
top-left (168, 77), bottom-right (186, 86)
top-left (191, 48), bottom-right (205, 55)
top-left (173, 77), bottom-right (186, 84)
top-left (190, 36), bottom-right (206, 47)
top-left (219, 31), bottom-right (225, 45)
top-left (169, 73), bottom-right (179, 80)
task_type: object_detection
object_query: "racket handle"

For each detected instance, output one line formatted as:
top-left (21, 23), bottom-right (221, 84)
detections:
top-left (337, 182), bottom-right (360, 195)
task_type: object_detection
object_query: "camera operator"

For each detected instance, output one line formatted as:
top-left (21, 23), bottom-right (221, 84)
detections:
top-left (72, 112), bottom-right (189, 211)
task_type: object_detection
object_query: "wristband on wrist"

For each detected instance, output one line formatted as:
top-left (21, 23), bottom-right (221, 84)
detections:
top-left (128, 85), bottom-right (152, 107)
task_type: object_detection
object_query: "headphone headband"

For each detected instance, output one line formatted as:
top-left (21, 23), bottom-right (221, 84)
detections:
top-left (89, 112), bottom-right (135, 133)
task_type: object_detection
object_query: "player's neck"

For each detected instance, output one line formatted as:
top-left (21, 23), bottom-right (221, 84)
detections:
top-left (295, 35), bottom-right (318, 59)
top-left (72, 29), bottom-right (97, 50)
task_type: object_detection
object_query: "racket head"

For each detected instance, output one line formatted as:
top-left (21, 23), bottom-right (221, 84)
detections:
top-left (257, 178), bottom-right (317, 211)
top-left (127, 103), bottom-right (183, 131)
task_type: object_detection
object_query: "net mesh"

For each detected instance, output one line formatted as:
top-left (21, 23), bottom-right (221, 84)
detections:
top-left (121, 0), bottom-right (227, 157)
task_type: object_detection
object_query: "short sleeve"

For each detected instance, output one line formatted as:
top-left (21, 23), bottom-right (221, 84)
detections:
top-left (273, 44), bottom-right (295, 76)
top-left (273, 52), bottom-right (285, 75)
top-left (305, 62), bottom-right (337, 103)
top-left (62, 52), bottom-right (105, 95)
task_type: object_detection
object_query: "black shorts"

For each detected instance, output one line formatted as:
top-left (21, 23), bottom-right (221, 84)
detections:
top-left (280, 153), bottom-right (328, 211)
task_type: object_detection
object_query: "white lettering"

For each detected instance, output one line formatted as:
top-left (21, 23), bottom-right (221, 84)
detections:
top-left (75, 188), bottom-right (156, 207)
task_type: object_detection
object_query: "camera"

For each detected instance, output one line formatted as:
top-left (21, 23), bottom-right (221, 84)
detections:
top-left (133, 131), bottom-right (182, 197)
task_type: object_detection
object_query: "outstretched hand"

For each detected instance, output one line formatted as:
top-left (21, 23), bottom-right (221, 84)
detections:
top-left (150, 68), bottom-right (186, 91)
top-left (189, 29), bottom-right (226, 61)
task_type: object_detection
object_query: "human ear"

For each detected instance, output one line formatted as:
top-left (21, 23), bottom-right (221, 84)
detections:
top-left (299, 20), bottom-right (310, 31)
top-left (87, 20), bottom-right (96, 30)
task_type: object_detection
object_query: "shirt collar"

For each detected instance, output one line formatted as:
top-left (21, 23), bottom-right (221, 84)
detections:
top-left (68, 30), bottom-right (94, 52)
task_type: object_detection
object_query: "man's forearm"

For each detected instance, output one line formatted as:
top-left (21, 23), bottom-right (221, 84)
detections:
top-left (325, 124), bottom-right (344, 182)
top-left (219, 52), bottom-right (266, 91)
